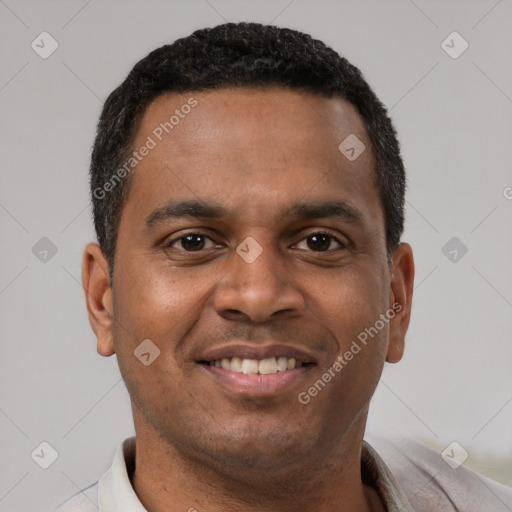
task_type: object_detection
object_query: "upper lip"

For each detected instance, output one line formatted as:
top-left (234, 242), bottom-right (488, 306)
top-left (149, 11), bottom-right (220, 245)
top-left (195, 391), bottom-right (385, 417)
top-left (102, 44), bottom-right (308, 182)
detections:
top-left (196, 343), bottom-right (318, 364)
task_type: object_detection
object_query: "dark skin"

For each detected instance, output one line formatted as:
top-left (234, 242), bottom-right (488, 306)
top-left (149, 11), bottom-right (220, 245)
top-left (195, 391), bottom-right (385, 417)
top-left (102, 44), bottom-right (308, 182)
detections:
top-left (82, 87), bottom-right (414, 512)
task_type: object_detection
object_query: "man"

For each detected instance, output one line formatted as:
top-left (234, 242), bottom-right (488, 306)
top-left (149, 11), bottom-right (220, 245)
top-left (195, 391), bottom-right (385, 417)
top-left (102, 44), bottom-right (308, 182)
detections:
top-left (59, 22), bottom-right (512, 511)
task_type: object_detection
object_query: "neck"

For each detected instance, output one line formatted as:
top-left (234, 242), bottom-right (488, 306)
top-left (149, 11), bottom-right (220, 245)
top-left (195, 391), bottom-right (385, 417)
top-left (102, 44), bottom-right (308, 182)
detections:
top-left (130, 410), bottom-right (385, 512)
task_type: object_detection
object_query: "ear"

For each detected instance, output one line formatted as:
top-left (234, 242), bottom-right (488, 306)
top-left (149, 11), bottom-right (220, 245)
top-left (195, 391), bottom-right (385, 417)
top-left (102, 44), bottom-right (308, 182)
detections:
top-left (81, 242), bottom-right (115, 357)
top-left (386, 243), bottom-right (414, 363)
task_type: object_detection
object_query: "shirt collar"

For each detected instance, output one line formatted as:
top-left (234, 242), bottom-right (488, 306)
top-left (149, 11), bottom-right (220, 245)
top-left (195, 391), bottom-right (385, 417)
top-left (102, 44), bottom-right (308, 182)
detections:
top-left (361, 440), bottom-right (415, 511)
top-left (98, 437), bottom-right (147, 511)
top-left (98, 437), bottom-right (415, 511)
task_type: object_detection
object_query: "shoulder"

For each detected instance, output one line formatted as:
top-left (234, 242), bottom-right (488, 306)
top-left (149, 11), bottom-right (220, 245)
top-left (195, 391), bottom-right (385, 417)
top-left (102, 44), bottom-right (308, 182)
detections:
top-left (54, 482), bottom-right (99, 512)
top-left (367, 436), bottom-right (512, 511)
top-left (54, 436), bottom-right (135, 511)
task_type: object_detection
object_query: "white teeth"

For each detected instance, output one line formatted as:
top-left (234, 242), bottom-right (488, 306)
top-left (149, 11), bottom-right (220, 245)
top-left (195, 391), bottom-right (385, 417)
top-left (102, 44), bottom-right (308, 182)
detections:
top-left (258, 357), bottom-right (278, 375)
top-left (209, 356), bottom-right (304, 374)
top-left (230, 357), bottom-right (243, 372)
top-left (277, 356), bottom-right (288, 372)
top-left (241, 359), bottom-right (259, 375)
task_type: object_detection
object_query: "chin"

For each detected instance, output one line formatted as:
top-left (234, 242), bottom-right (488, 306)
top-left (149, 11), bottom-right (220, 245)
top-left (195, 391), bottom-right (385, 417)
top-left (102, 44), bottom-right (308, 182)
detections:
top-left (198, 447), bottom-right (305, 477)
top-left (187, 427), bottom-right (315, 472)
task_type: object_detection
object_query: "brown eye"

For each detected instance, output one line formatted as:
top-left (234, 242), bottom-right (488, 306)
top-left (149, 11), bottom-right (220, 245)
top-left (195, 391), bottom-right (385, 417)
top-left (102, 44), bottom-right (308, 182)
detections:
top-left (167, 233), bottom-right (216, 252)
top-left (295, 231), bottom-right (346, 252)
top-left (307, 234), bottom-right (331, 251)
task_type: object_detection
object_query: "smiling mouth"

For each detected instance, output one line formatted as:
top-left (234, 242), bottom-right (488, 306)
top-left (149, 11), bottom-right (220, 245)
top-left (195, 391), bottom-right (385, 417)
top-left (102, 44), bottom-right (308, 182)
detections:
top-left (198, 356), bottom-right (315, 375)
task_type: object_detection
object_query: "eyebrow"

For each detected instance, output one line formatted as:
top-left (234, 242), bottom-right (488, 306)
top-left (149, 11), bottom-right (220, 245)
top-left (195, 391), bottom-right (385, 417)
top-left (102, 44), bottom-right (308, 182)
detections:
top-left (145, 199), bottom-right (364, 229)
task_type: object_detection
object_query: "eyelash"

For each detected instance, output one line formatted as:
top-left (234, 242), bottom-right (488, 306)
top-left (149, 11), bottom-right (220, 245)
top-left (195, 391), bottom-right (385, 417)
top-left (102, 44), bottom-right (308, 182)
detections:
top-left (163, 230), bottom-right (347, 253)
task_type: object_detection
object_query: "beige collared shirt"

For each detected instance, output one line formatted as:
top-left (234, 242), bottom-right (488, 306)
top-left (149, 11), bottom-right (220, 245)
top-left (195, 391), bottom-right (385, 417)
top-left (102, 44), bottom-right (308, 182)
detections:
top-left (56, 436), bottom-right (512, 511)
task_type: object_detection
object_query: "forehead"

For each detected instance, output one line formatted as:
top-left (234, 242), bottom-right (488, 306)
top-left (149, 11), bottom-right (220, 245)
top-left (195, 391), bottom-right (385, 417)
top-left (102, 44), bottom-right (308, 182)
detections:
top-left (124, 87), bottom-right (382, 229)
top-left (140, 87), bottom-right (369, 158)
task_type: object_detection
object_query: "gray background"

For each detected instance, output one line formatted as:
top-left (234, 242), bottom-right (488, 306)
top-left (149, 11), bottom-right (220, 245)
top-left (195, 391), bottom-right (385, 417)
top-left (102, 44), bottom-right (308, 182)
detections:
top-left (1, 0), bottom-right (511, 510)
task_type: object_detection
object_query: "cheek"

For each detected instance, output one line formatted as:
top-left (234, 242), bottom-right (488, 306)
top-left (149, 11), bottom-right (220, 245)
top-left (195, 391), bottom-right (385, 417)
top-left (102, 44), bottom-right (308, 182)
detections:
top-left (112, 260), bottom-right (220, 372)
top-left (309, 266), bottom-right (390, 399)
top-left (310, 265), bottom-right (390, 401)
top-left (116, 259), bottom-right (206, 327)
top-left (310, 263), bottom-right (388, 343)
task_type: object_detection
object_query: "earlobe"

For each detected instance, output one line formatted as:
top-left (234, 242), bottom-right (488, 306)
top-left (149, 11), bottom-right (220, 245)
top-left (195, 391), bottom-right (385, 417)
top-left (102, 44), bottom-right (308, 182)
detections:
top-left (97, 328), bottom-right (115, 357)
top-left (81, 242), bottom-right (116, 357)
top-left (385, 338), bottom-right (405, 363)
top-left (385, 243), bottom-right (414, 364)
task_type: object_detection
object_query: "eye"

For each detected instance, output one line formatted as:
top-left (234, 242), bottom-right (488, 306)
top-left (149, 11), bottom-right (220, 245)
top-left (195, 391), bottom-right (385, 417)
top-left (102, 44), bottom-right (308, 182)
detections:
top-left (165, 233), bottom-right (219, 252)
top-left (163, 230), bottom-right (347, 254)
top-left (295, 231), bottom-right (347, 252)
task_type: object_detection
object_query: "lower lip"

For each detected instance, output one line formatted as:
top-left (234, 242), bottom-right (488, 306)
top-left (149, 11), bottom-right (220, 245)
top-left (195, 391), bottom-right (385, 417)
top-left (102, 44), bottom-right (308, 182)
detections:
top-left (199, 364), bottom-right (315, 397)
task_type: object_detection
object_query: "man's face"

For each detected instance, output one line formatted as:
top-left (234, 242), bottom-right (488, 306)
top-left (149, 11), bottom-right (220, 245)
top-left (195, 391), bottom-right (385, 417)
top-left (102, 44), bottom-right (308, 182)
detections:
top-left (88, 88), bottom-right (412, 472)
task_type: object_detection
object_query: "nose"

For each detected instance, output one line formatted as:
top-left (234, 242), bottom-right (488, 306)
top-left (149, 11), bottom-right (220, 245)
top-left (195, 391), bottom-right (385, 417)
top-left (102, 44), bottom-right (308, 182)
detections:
top-left (213, 237), bottom-right (306, 324)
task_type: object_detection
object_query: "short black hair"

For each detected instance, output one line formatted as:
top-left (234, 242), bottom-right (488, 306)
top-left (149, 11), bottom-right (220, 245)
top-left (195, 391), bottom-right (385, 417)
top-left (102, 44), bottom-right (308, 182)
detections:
top-left (90, 22), bottom-right (406, 284)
